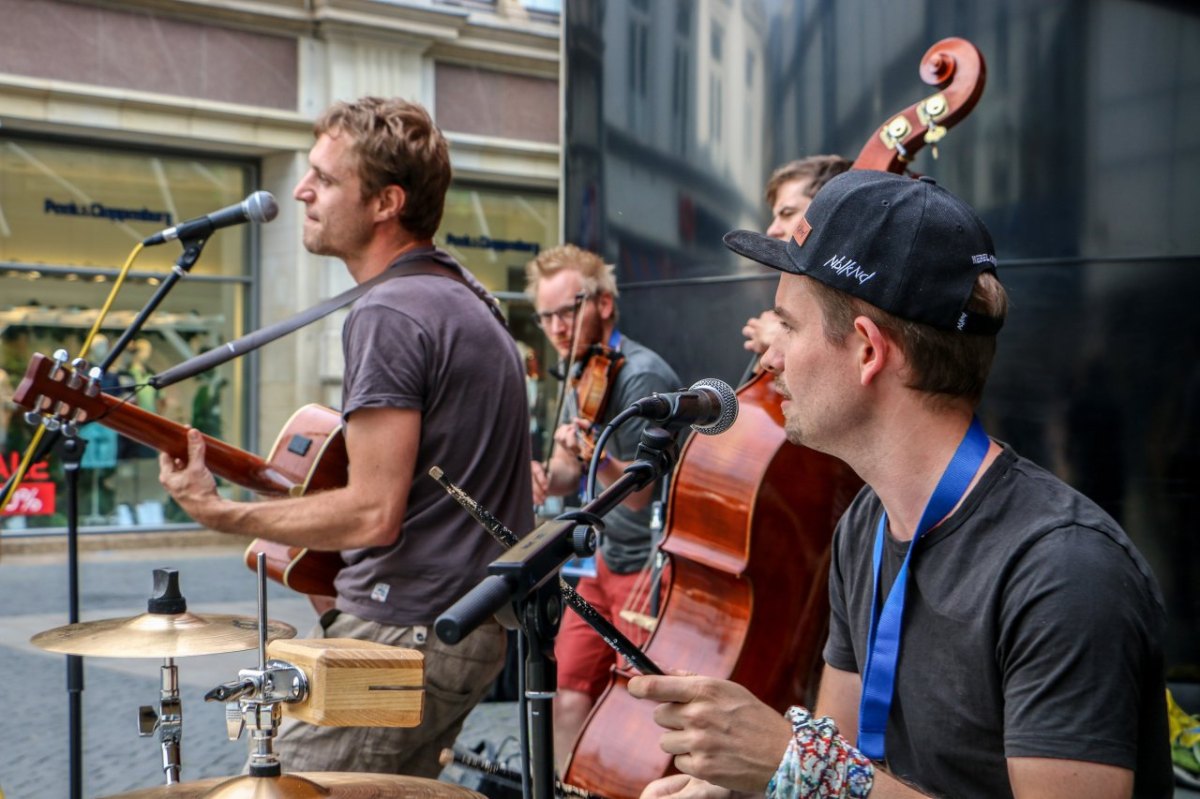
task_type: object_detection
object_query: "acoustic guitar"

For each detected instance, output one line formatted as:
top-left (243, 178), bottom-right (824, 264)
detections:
top-left (13, 352), bottom-right (346, 597)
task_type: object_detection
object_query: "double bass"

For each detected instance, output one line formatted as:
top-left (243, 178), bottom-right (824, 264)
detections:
top-left (562, 37), bottom-right (988, 799)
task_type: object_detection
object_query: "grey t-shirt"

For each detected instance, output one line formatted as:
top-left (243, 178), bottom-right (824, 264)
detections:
top-left (563, 336), bottom-right (680, 573)
top-left (334, 250), bottom-right (535, 626)
top-left (824, 445), bottom-right (1171, 798)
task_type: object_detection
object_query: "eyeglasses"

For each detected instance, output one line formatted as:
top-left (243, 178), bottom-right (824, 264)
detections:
top-left (533, 295), bottom-right (592, 329)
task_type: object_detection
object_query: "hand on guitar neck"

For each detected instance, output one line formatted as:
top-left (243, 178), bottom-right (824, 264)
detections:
top-left (12, 352), bottom-right (349, 599)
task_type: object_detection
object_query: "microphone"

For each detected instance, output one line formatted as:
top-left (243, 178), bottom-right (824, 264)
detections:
top-left (142, 191), bottom-right (279, 246)
top-left (628, 378), bottom-right (738, 435)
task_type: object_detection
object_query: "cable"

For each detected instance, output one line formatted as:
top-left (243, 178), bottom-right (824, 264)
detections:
top-left (0, 243), bottom-right (144, 511)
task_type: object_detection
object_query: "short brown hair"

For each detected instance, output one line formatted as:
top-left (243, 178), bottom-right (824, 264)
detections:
top-left (525, 244), bottom-right (619, 299)
top-left (314, 97), bottom-right (451, 239)
top-left (765, 155), bottom-right (852, 207)
top-left (807, 271), bottom-right (1008, 406)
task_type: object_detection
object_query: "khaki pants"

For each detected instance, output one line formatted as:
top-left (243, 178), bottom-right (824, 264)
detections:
top-left (274, 610), bottom-right (506, 777)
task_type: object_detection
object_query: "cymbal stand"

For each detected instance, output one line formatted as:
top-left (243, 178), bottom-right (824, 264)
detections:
top-left (131, 568), bottom-right (195, 784)
top-left (137, 658), bottom-right (182, 783)
top-left (204, 554), bottom-right (311, 785)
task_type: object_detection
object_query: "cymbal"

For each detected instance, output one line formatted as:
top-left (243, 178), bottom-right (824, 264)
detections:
top-left (31, 612), bottom-right (297, 658)
top-left (99, 773), bottom-right (486, 799)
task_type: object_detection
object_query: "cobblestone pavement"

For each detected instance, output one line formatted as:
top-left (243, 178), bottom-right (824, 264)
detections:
top-left (0, 543), bottom-right (519, 799)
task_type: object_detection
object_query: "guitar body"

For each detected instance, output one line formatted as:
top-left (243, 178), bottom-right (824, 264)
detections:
top-left (244, 404), bottom-right (349, 598)
top-left (12, 353), bottom-right (347, 598)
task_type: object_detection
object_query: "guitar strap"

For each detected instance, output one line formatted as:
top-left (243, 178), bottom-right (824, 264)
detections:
top-left (152, 247), bottom-right (507, 389)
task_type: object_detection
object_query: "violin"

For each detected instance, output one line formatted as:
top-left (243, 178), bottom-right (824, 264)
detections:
top-left (571, 343), bottom-right (625, 463)
top-left (561, 37), bottom-right (988, 799)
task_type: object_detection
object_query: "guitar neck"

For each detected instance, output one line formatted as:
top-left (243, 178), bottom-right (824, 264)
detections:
top-left (86, 394), bottom-right (294, 496)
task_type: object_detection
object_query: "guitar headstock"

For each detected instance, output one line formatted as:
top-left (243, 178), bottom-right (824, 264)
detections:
top-left (13, 351), bottom-right (109, 435)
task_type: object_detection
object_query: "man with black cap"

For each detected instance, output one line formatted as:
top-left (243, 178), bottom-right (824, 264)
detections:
top-left (628, 170), bottom-right (1171, 798)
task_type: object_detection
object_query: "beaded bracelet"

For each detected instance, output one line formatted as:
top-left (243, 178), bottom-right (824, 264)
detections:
top-left (764, 706), bottom-right (874, 799)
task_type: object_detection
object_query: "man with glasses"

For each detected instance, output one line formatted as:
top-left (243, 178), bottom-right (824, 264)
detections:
top-left (160, 97), bottom-right (534, 777)
top-left (526, 244), bottom-right (680, 772)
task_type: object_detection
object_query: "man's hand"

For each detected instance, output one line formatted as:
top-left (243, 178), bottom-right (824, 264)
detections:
top-left (741, 310), bottom-right (783, 355)
top-left (531, 460), bottom-right (549, 506)
top-left (553, 420), bottom-right (586, 462)
top-left (158, 428), bottom-right (222, 525)
top-left (627, 674), bottom-right (792, 793)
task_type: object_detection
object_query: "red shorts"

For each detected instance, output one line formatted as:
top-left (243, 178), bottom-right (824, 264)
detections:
top-left (555, 555), bottom-right (662, 699)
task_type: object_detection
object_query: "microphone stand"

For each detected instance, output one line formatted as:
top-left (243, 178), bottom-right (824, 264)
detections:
top-left (4, 235), bottom-right (211, 799)
top-left (61, 434), bottom-right (86, 799)
top-left (437, 425), bottom-right (682, 799)
top-left (102, 236), bottom-right (210, 370)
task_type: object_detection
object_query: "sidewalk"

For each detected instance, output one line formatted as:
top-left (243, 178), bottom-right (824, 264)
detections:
top-left (0, 539), bottom-right (521, 799)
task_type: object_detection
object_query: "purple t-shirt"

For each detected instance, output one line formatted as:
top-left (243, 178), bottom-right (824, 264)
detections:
top-left (334, 250), bottom-right (534, 626)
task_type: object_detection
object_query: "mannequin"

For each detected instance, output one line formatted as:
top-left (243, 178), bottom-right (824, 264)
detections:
top-left (115, 337), bottom-right (164, 524)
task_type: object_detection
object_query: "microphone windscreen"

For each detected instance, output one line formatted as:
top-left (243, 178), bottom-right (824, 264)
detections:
top-left (245, 191), bottom-right (279, 224)
top-left (691, 377), bottom-right (738, 435)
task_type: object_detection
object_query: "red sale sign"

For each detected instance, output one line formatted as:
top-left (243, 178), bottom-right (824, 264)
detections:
top-left (0, 451), bottom-right (50, 481)
top-left (2, 482), bottom-right (56, 516)
top-left (0, 452), bottom-right (57, 516)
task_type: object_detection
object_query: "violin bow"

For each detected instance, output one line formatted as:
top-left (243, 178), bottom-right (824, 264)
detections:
top-left (541, 291), bottom-right (589, 475)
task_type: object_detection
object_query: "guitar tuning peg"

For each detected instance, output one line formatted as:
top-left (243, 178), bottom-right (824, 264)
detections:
top-left (87, 366), bottom-right (104, 389)
top-left (50, 349), bottom-right (70, 380)
top-left (24, 411), bottom-right (43, 428)
top-left (62, 422), bottom-right (79, 438)
top-left (42, 416), bottom-right (62, 433)
top-left (67, 359), bottom-right (90, 390)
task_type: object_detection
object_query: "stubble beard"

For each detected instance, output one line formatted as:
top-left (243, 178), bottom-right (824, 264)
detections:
top-left (303, 216), bottom-right (371, 261)
top-left (302, 228), bottom-right (328, 257)
top-left (782, 412), bottom-right (806, 447)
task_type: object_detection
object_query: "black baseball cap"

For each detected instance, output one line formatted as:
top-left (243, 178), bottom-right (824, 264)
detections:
top-left (724, 170), bottom-right (1003, 334)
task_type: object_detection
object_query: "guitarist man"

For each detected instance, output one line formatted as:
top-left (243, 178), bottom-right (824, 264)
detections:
top-left (627, 171), bottom-right (1171, 798)
top-left (159, 97), bottom-right (534, 777)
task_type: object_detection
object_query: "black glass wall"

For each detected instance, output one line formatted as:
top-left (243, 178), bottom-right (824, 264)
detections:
top-left (564, 0), bottom-right (1200, 680)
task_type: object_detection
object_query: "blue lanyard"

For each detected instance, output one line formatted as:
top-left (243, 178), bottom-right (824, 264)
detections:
top-left (856, 416), bottom-right (990, 761)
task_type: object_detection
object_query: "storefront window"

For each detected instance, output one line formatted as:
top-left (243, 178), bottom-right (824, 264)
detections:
top-left (438, 184), bottom-right (560, 460)
top-left (0, 137), bottom-right (253, 534)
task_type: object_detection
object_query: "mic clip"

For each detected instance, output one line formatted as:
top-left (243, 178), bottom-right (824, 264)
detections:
top-left (631, 425), bottom-right (681, 486)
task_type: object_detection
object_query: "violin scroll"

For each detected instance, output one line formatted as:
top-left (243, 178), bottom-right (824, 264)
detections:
top-left (853, 37), bottom-right (986, 173)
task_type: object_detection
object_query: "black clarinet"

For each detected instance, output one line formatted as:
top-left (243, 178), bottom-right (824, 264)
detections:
top-left (429, 467), bottom-right (663, 676)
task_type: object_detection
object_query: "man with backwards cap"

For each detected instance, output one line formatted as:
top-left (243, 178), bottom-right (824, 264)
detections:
top-left (628, 170), bottom-right (1171, 798)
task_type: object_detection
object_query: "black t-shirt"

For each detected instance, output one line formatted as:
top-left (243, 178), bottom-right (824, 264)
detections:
top-left (335, 250), bottom-right (535, 626)
top-left (824, 445), bottom-right (1172, 798)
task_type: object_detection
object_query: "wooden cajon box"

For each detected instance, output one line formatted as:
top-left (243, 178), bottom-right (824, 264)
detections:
top-left (267, 637), bottom-right (424, 727)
